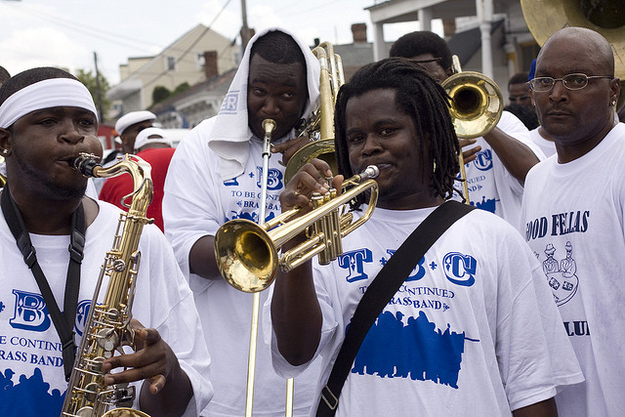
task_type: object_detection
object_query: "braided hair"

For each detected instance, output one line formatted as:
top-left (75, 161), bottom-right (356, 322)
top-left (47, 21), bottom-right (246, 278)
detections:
top-left (334, 57), bottom-right (460, 208)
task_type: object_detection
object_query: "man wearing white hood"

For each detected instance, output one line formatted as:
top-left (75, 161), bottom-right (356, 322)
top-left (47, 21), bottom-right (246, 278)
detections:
top-left (162, 28), bottom-right (322, 416)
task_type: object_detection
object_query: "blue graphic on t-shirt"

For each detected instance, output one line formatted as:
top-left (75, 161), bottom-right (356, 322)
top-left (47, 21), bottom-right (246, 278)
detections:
top-left (75, 300), bottom-right (91, 337)
top-left (472, 195), bottom-right (498, 214)
top-left (256, 167), bottom-right (284, 191)
top-left (228, 210), bottom-right (276, 224)
top-left (351, 310), bottom-right (471, 389)
top-left (10, 290), bottom-right (50, 332)
top-left (0, 367), bottom-right (64, 416)
top-left (473, 149), bottom-right (493, 171)
top-left (224, 177), bottom-right (240, 187)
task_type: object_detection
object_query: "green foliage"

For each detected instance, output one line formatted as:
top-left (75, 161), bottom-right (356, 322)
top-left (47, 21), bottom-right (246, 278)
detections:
top-left (75, 68), bottom-right (111, 122)
top-left (173, 82), bottom-right (190, 94)
top-left (152, 86), bottom-right (171, 104)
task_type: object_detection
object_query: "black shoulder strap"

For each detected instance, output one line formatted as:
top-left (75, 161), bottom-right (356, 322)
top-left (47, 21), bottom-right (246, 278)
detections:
top-left (0, 188), bottom-right (86, 381)
top-left (317, 200), bottom-right (474, 416)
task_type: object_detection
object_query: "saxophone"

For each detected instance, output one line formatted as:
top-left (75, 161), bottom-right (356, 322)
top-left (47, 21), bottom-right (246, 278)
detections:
top-left (61, 153), bottom-right (154, 417)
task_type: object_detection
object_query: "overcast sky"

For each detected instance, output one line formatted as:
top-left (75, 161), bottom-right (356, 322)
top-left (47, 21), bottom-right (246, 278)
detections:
top-left (1, 0), bottom-right (442, 86)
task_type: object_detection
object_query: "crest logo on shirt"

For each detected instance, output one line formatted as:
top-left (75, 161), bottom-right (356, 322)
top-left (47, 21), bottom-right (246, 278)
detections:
top-left (539, 241), bottom-right (579, 306)
top-left (443, 252), bottom-right (477, 287)
top-left (256, 167), bottom-right (283, 190)
top-left (473, 149), bottom-right (493, 171)
top-left (338, 249), bottom-right (372, 282)
top-left (224, 177), bottom-right (239, 187)
top-left (75, 300), bottom-right (91, 337)
top-left (9, 290), bottom-right (51, 332)
top-left (383, 249), bottom-right (427, 281)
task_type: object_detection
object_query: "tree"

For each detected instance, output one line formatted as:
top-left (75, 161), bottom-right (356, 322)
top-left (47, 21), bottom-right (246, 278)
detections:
top-left (173, 82), bottom-right (190, 95)
top-left (152, 86), bottom-right (171, 104)
top-left (75, 68), bottom-right (111, 123)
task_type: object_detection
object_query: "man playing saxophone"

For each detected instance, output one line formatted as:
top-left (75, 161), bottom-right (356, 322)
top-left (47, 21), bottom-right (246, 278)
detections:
top-left (0, 67), bottom-right (213, 417)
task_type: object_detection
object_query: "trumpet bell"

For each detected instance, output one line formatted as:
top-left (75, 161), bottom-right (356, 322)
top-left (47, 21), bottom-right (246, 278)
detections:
top-left (442, 71), bottom-right (503, 139)
top-left (521, 0), bottom-right (625, 108)
top-left (214, 219), bottom-right (277, 293)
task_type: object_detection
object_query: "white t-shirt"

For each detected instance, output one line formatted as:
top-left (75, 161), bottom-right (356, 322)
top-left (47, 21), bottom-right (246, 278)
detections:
top-left (267, 205), bottom-right (583, 416)
top-left (520, 122), bottom-right (625, 417)
top-left (0, 199), bottom-right (213, 417)
top-left (528, 127), bottom-right (557, 158)
top-left (455, 111), bottom-right (545, 227)
top-left (163, 117), bottom-right (322, 416)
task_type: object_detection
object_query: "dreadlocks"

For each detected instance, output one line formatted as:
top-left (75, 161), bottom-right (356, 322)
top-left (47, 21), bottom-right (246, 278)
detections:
top-left (334, 57), bottom-right (460, 208)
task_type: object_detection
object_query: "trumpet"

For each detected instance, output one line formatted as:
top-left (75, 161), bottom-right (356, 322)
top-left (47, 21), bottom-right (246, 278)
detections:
top-left (215, 165), bottom-right (379, 293)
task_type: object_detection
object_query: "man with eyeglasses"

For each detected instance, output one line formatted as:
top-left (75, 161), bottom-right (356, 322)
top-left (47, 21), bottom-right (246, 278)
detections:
top-left (390, 31), bottom-right (545, 228)
top-left (520, 26), bottom-right (624, 417)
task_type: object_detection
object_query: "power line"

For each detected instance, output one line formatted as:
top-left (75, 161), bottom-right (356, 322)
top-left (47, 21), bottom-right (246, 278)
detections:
top-left (140, 0), bottom-right (233, 90)
top-left (2, 2), bottom-right (197, 55)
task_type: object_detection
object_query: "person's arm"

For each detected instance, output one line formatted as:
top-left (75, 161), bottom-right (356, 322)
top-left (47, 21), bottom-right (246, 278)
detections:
top-left (512, 398), bottom-right (558, 417)
top-left (271, 159), bottom-right (338, 365)
top-left (102, 320), bottom-right (193, 417)
top-left (483, 127), bottom-right (539, 186)
top-left (188, 235), bottom-right (220, 280)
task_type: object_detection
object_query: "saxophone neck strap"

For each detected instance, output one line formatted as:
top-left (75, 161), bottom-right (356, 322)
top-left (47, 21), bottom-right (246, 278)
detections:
top-left (0, 187), bottom-right (86, 381)
top-left (317, 200), bottom-right (475, 416)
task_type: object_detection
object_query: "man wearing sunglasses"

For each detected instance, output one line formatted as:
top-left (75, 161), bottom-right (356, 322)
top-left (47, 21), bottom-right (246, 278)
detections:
top-left (520, 26), bottom-right (624, 417)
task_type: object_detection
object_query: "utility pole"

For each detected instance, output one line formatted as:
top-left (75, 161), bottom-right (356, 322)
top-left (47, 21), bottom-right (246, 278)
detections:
top-left (93, 51), bottom-right (104, 122)
top-left (240, 0), bottom-right (251, 53)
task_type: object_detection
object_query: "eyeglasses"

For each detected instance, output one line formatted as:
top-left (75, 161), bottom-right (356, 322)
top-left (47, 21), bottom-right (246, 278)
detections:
top-left (528, 73), bottom-right (613, 92)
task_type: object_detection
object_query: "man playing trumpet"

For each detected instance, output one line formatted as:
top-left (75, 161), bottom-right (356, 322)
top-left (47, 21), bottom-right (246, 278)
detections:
top-left (267, 58), bottom-right (582, 416)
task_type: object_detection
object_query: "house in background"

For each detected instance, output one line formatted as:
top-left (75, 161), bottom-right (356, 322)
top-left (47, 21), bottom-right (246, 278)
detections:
top-left (150, 66), bottom-right (236, 129)
top-left (107, 24), bottom-right (239, 116)
top-left (365, 0), bottom-right (539, 100)
top-left (149, 23), bottom-right (390, 131)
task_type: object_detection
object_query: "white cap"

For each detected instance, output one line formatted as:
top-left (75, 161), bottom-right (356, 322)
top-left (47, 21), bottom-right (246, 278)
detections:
top-left (115, 110), bottom-right (156, 135)
top-left (134, 127), bottom-right (172, 151)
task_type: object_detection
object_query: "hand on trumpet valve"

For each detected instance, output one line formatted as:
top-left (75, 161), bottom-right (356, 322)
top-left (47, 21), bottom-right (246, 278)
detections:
top-left (459, 138), bottom-right (481, 164)
top-left (280, 158), bottom-right (343, 213)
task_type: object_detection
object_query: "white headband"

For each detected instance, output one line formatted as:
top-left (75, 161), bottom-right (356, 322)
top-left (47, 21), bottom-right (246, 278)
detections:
top-left (0, 78), bottom-right (99, 128)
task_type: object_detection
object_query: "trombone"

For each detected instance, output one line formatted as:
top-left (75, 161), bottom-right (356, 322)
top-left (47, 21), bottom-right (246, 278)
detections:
top-left (441, 55), bottom-right (503, 203)
top-left (0, 155), bottom-right (6, 188)
top-left (284, 42), bottom-right (345, 183)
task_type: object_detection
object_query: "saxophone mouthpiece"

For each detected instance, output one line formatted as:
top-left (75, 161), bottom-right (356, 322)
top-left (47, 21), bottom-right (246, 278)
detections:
top-left (72, 153), bottom-right (101, 178)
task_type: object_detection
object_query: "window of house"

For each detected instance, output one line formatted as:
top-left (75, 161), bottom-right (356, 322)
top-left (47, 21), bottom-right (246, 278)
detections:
top-left (166, 56), bottom-right (176, 71)
top-left (196, 53), bottom-right (205, 71)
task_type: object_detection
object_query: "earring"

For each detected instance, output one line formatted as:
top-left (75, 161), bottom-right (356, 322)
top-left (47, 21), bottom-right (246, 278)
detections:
top-left (612, 101), bottom-right (616, 106)
top-left (1, 149), bottom-right (7, 155)
top-left (432, 160), bottom-right (437, 173)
